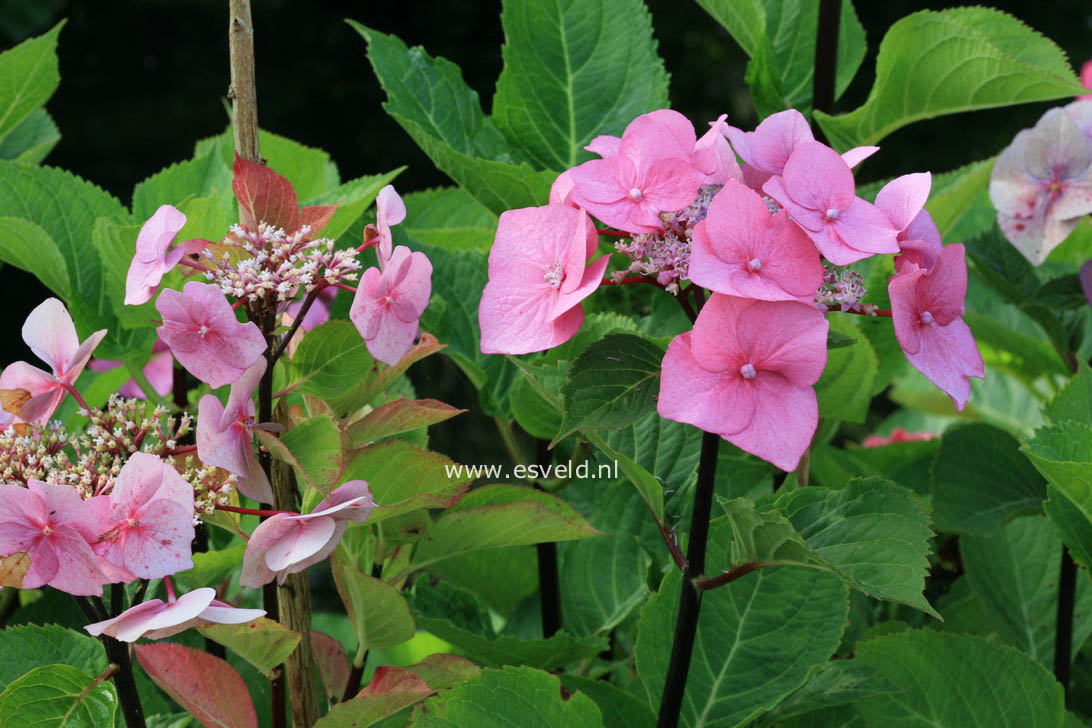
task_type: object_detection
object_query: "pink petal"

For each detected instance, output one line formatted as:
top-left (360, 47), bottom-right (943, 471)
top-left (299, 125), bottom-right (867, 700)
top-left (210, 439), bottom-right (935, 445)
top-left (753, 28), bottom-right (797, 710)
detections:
top-left (918, 244), bottom-right (968, 325)
top-left (896, 210), bottom-right (943, 272)
top-left (240, 515), bottom-right (295, 587)
top-left (388, 248), bottom-right (433, 321)
top-left (118, 589), bottom-right (216, 642)
top-left (263, 516), bottom-right (337, 573)
top-left (723, 371), bottom-right (819, 471)
top-left (22, 298), bottom-right (79, 374)
top-left (376, 185), bottom-right (406, 265)
top-left (733, 299), bottom-right (829, 387)
top-left (727, 109), bottom-right (814, 176)
top-left (62, 329), bottom-right (108, 384)
top-left (28, 481), bottom-right (102, 542)
top-left (903, 318), bottom-right (984, 411)
top-left (779, 141), bottom-right (855, 216)
top-left (365, 311), bottom-right (420, 367)
top-left (639, 157), bottom-right (704, 219)
top-left (657, 331), bottom-right (754, 436)
top-left (875, 173), bottom-right (932, 233)
top-left (828, 197), bottom-right (901, 259)
top-left (621, 109), bottom-right (697, 161)
top-left (86, 600), bottom-right (167, 640)
top-left (841, 146), bottom-right (880, 169)
top-left (552, 256), bottom-right (609, 321)
top-left (120, 499), bottom-right (195, 579)
top-left (44, 526), bottom-right (107, 596)
top-left (549, 171), bottom-right (577, 207)
top-left (222, 358), bottom-right (265, 429)
top-left (889, 266), bottom-right (928, 356)
top-left (314, 480), bottom-right (375, 523)
top-left (16, 388), bottom-right (66, 425)
top-left (585, 135), bottom-right (621, 158)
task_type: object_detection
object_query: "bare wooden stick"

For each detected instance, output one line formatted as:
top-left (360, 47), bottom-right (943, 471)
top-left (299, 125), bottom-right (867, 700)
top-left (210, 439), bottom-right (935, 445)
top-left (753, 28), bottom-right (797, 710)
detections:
top-left (229, 0), bottom-right (260, 163)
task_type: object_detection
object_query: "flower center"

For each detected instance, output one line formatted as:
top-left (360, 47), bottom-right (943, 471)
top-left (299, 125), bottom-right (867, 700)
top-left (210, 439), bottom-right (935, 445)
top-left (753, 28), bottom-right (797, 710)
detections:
top-left (384, 295), bottom-right (396, 305)
top-left (920, 310), bottom-right (934, 325)
top-left (544, 261), bottom-right (564, 289)
top-left (825, 208), bottom-right (840, 221)
top-left (628, 187), bottom-right (644, 202)
top-left (740, 362), bottom-right (757, 380)
top-left (198, 324), bottom-right (210, 337)
top-left (126, 517), bottom-right (139, 529)
top-left (747, 258), bottom-right (762, 273)
top-left (40, 524), bottom-right (52, 537)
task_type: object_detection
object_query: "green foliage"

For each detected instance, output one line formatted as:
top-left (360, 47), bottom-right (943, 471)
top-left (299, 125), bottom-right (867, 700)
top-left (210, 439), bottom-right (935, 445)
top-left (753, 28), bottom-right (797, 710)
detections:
top-left (0, 108), bottom-right (60, 164)
top-left (398, 186), bottom-right (496, 252)
top-left (0, 625), bottom-right (105, 691)
top-left (815, 315), bottom-right (878, 423)
top-left (331, 548), bottom-right (416, 664)
top-left (814, 8), bottom-right (1086, 150)
top-left (0, 22), bottom-right (63, 150)
top-left (342, 439), bottom-right (469, 523)
top-left (198, 618), bottom-right (302, 678)
top-left (493, 0), bottom-right (668, 170)
top-left (1023, 421), bottom-right (1092, 571)
top-left (258, 414), bottom-right (345, 494)
top-left (0, 664), bottom-right (118, 727)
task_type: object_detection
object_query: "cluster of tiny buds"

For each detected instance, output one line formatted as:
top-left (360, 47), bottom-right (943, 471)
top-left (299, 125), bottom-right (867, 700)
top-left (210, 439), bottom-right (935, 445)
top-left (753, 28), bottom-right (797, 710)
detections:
top-left (612, 184), bottom-right (723, 294)
top-left (0, 421), bottom-right (73, 485)
top-left (205, 221), bottom-right (360, 308)
top-left (814, 266), bottom-right (877, 314)
top-left (184, 462), bottom-right (236, 518)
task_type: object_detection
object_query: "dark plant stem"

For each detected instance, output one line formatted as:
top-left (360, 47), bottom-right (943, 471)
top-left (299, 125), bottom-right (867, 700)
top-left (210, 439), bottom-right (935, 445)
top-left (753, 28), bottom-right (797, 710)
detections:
top-left (270, 286), bottom-right (322, 363)
top-left (811, 0), bottom-right (842, 143)
top-left (111, 582), bottom-right (123, 616)
top-left (656, 432), bottom-right (720, 728)
top-left (696, 562), bottom-right (763, 590)
top-left (535, 438), bottom-right (562, 637)
top-left (74, 596), bottom-right (146, 728)
top-left (1055, 546), bottom-right (1077, 698)
top-left (172, 363), bottom-right (188, 410)
top-left (341, 562), bottom-right (383, 703)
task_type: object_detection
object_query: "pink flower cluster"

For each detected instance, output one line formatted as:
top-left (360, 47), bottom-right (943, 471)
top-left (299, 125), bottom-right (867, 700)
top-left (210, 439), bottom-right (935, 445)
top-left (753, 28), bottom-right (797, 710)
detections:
top-left (479, 108), bottom-right (983, 470)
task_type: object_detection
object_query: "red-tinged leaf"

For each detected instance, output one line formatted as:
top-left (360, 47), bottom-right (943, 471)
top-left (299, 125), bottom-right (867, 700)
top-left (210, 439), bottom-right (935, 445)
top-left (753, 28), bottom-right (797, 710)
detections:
top-left (311, 631), bottom-right (350, 703)
top-left (400, 654), bottom-right (480, 690)
top-left (232, 153), bottom-right (300, 233)
top-left (361, 666), bottom-right (432, 697)
top-left (134, 643), bottom-right (258, 728)
top-left (346, 397), bottom-right (465, 448)
top-left (316, 665), bottom-right (432, 727)
top-left (301, 204), bottom-right (339, 236)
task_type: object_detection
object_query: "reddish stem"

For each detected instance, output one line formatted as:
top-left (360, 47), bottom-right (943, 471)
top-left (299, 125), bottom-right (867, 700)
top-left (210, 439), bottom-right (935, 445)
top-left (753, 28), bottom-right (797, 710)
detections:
top-left (828, 305), bottom-right (892, 318)
top-left (164, 575), bottom-right (176, 602)
top-left (596, 229), bottom-right (631, 238)
top-left (177, 258), bottom-right (214, 275)
top-left (232, 298), bottom-right (248, 311)
top-left (601, 275), bottom-right (661, 287)
top-left (59, 381), bottom-right (92, 414)
top-left (215, 504), bottom-right (293, 517)
top-left (334, 281), bottom-right (357, 293)
top-left (167, 444), bottom-right (198, 456)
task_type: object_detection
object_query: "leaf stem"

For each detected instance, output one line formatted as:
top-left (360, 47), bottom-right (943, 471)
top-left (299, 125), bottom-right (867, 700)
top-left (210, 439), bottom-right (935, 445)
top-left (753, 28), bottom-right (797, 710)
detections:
top-left (535, 440), bottom-right (562, 638)
top-left (811, 0), bottom-right (842, 143)
top-left (656, 431), bottom-right (720, 728)
top-left (1055, 546), bottom-right (1077, 697)
top-left (74, 594), bottom-right (146, 728)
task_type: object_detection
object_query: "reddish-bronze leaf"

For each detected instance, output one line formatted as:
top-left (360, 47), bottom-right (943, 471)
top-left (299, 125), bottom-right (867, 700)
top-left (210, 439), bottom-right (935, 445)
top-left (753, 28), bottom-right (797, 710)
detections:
top-left (0, 389), bottom-right (30, 416)
top-left (232, 153), bottom-right (300, 233)
top-left (300, 205), bottom-right (339, 237)
top-left (311, 631), bottom-right (350, 703)
top-left (346, 398), bottom-right (465, 448)
top-left (134, 643), bottom-right (258, 728)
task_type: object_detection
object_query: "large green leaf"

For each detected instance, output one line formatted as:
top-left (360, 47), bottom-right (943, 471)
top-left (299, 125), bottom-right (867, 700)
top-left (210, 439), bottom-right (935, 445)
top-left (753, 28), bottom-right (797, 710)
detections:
top-left (399, 186), bottom-right (496, 252)
top-left (288, 320), bottom-right (377, 406)
top-left (815, 315), bottom-right (877, 423)
top-left (694, 0), bottom-right (765, 56)
top-left (342, 439), bottom-right (469, 523)
top-left (0, 21), bottom-right (63, 144)
top-left (413, 666), bottom-right (603, 728)
top-left (0, 108), bottom-right (60, 164)
top-left (0, 664), bottom-right (118, 727)
top-left (962, 515), bottom-right (1092, 665)
top-left (352, 22), bottom-right (554, 215)
top-left (198, 126), bottom-right (339, 202)
top-left (492, 0), bottom-right (668, 170)
top-left (0, 625), bottom-right (104, 691)
top-left (636, 562), bottom-right (848, 727)
top-left (198, 618), bottom-right (301, 679)
top-left (853, 630), bottom-right (1064, 727)
top-left (1023, 421), bottom-right (1092, 571)
top-left (332, 548), bottom-right (416, 664)
top-left (257, 414), bottom-right (345, 495)
top-left (561, 675), bottom-right (655, 728)
top-left (303, 169), bottom-right (404, 242)
top-left (1045, 362), bottom-right (1092, 427)
top-left (556, 334), bottom-right (664, 444)
top-left (931, 422), bottom-right (1046, 535)
top-left (754, 662), bottom-right (897, 727)
top-left (925, 158), bottom-right (996, 240)
top-left (814, 8), bottom-right (1086, 150)
top-left (0, 216), bottom-right (69, 297)
top-left (131, 142), bottom-right (233, 220)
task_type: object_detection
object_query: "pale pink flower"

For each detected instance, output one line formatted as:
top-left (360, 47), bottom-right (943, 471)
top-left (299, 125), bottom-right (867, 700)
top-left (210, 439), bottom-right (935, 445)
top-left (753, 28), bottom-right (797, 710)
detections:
top-left (989, 108), bottom-right (1092, 265)
top-left (196, 358), bottom-right (273, 504)
top-left (0, 298), bottom-right (106, 424)
top-left (89, 339), bottom-right (173, 400)
top-left (763, 141), bottom-right (900, 265)
top-left (239, 481), bottom-right (374, 588)
top-left (125, 205), bottom-right (200, 305)
top-left (889, 244), bottom-right (983, 411)
top-left (569, 109), bottom-right (704, 233)
top-left (156, 281), bottom-right (266, 388)
top-left (691, 114), bottom-right (744, 186)
top-left (689, 180), bottom-right (823, 302)
top-left (658, 294), bottom-right (828, 471)
top-left (1081, 60), bottom-right (1092, 100)
top-left (85, 587), bottom-right (264, 642)
top-left (94, 452), bottom-right (195, 581)
top-left (873, 172), bottom-right (943, 274)
top-left (549, 170), bottom-right (577, 207)
top-left (349, 246), bottom-right (433, 366)
top-left (0, 481), bottom-right (107, 595)
top-left (375, 185), bottom-right (407, 267)
top-left (479, 205), bottom-right (609, 355)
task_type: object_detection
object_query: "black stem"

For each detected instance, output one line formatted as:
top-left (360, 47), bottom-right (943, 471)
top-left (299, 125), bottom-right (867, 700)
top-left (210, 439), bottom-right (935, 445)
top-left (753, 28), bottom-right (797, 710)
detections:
top-left (1055, 546), bottom-right (1077, 698)
top-left (811, 0), bottom-right (842, 143)
top-left (111, 582), bottom-right (123, 617)
top-left (270, 286), bottom-right (322, 364)
top-left (534, 438), bottom-right (562, 637)
top-left (102, 634), bottom-right (147, 728)
top-left (656, 432), bottom-right (720, 728)
top-left (341, 562), bottom-right (381, 703)
top-left (132, 580), bottom-right (150, 606)
top-left (172, 363), bottom-right (188, 410)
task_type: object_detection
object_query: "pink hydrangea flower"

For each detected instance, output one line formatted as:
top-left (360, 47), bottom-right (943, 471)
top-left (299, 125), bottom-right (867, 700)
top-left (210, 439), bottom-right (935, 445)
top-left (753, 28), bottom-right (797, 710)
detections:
top-left (85, 586), bottom-right (264, 642)
top-left (689, 179), bottom-right (823, 302)
top-left (156, 281), bottom-right (266, 388)
top-left (0, 298), bottom-right (106, 425)
top-left (889, 244), bottom-right (983, 410)
top-left (691, 114), bottom-right (744, 186)
top-left (349, 246), bottom-right (433, 366)
top-left (479, 205), bottom-right (609, 355)
top-left (989, 108), bottom-right (1092, 265)
top-left (725, 109), bottom-right (878, 190)
top-left (1081, 59), bottom-right (1092, 100)
top-left (89, 339), bottom-right (174, 400)
top-left (125, 205), bottom-right (198, 306)
top-left (763, 141), bottom-right (900, 265)
top-left (196, 358), bottom-right (273, 504)
top-left (549, 170), bottom-right (577, 207)
top-left (93, 452), bottom-right (195, 582)
top-left (873, 172), bottom-right (943, 274)
top-left (374, 185), bottom-right (407, 266)
top-left (658, 294), bottom-right (828, 471)
top-left (239, 481), bottom-right (374, 588)
top-left (569, 110), bottom-right (704, 233)
top-left (0, 481), bottom-right (107, 595)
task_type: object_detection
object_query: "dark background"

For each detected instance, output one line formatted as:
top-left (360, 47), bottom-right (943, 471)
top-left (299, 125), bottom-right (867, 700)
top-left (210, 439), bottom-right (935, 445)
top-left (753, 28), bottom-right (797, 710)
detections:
top-left (0, 0), bottom-right (1089, 460)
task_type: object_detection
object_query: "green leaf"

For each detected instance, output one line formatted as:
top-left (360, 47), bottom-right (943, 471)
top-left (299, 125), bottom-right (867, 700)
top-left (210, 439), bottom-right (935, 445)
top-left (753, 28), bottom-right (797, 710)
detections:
top-left (0, 108), bottom-right (59, 164)
top-left (962, 515), bottom-right (1092, 665)
top-left (1045, 361), bottom-right (1092, 427)
top-left (173, 545), bottom-right (246, 593)
top-left (582, 429), bottom-right (663, 522)
top-left (925, 157), bottom-right (996, 239)
top-left (342, 439), bottom-right (469, 523)
top-left (694, 0), bottom-right (765, 55)
top-left (200, 126), bottom-right (338, 202)
top-left (814, 8), bottom-right (1087, 150)
top-left (410, 485), bottom-right (599, 571)
top-left (132, 142), bottom-right (233, 221)
top-left (346, 398), bottom-right (464, 448)
top-left (257, 414), bottom-right (345, 495)
top-left (304, 168), bottom-right (405, 242)
top-left (411, 581), bottom-right (606, 669)
top-left (331, 549), bottom-right (416, 663)
top-left (1023, 421), bottom-right (1092, 570)
top-left (0, 21), bottom-right (63, 144)
top-left (399, 187), bottom-right (496, 252)
top-left (777, 477), bottom-right (938, 617)
top-left (0, 664), bottom-right (117, 727)
top-left (352, 22), bottom-right (554, 215)
top-left (413, 666), bottom-right (603, 728)
top-left (718, 497), bottom-right (824, 568)
top-left (636, 561), bottom-right (848, 727)
top-left (427, 546), bottom-right (538, 619)
top-left (492, 0), bottom-right (668, 171)
top-left (0, 625), bottom-right (105, 691)
top-left (560, 676), bottom-right (654, 728)
top-left (91, 217), bottom-right (155, 329)
top-left (0, 216), bottom-right (69, 297)
top-left (198, 618), bottom-right (301, 679)
top-left (853, 630), bottom-right (1064, 727)
top-left (932, 422), bottom-right (1046, 535)
top-left (755, 661), bottom-right (897, 726)
top-left (510, 375), bottom-right (562, 440)
top-left (556, 334), bottom-right (664, 444)
top-left (815, 315), bottom-right (877, 423)
top-left (288, 320), bottom-right (377, 406)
